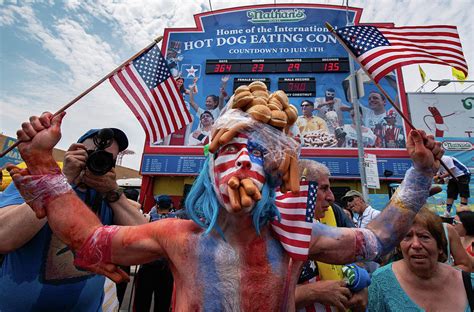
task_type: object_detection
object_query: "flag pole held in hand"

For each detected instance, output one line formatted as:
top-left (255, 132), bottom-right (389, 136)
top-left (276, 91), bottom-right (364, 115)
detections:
top-left (0, 36), bottom-right (163, 158)
top-left (325, 22), bottom-right (457, 181)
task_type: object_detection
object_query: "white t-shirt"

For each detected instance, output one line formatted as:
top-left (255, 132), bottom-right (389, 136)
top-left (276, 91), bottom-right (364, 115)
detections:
top-left (360, 106), bottom-right (386, 129)
top-left (353, 205), bottom-right (380, 228)
top-left (439, 155), bottom-right (470, 178)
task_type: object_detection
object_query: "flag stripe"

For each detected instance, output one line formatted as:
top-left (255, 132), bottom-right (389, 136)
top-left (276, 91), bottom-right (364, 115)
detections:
top-left (271, 181), bottom-right (317, 260)
top-left (110, 70), bottom-right (158, 142)
top-left (123, 67), bottom-right (165, 139)
top-left (272, 231), bottom-right (312, 247)
top-left (272, 225), bottom-right (311, 242)
top-left (109, 44), bottom-right (192, 142)
top-left (335, 24), bottom-right (468, 82)
top-left (119, 68), bottom-right (162, 141)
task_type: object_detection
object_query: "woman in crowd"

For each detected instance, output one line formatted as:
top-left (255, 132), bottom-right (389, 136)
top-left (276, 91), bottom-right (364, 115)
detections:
top-left (454, 208), bottom-right (474, 268)
top-left (369, 207), bottom-right (473, 311)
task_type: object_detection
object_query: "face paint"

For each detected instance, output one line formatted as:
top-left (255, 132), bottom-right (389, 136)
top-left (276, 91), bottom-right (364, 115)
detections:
top-left (212, 133), bottom-right (265, 213)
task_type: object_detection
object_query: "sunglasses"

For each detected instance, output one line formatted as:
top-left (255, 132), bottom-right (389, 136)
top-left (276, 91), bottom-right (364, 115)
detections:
top-left (345, 196), bottom-right (355, 203)
top-left (453, 219), bottom-right (463, 225)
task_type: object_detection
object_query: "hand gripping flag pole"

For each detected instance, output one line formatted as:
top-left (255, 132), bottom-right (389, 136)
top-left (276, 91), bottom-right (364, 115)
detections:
top-left (0, 36), bottom-right (163, 158)
top-left (325, 22), bottom-right (457, 181)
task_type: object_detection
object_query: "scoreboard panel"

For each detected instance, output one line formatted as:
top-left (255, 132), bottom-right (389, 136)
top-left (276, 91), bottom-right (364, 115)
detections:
top-left (206, 58), bottom-right (349, 74)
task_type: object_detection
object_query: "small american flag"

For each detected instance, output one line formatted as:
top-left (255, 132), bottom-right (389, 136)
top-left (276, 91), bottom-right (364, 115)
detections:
top-left (335, 25), bottom-right (468, 82)
top-left (271, 181), bottom-right (317, 261)
top-left (109, 44), bottom-right (192, 143)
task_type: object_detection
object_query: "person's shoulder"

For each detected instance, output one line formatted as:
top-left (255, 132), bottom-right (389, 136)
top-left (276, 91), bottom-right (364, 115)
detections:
top-left (372, 262), bottom-right (394, 280)
top-left (0, 183), bottom-right (24, 208)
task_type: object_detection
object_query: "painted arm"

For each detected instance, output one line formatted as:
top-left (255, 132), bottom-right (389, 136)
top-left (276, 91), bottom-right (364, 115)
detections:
top-left (309, 130), bottom-right (443, 264)
top-left (7, 112), bottom-right (166, 282)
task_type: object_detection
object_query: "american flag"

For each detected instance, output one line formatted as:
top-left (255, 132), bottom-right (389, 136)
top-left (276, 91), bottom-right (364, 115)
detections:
top-left (335, 25), bottom-right (468, 82)
top-left (271, 181), bottom-right (317, 261)
top-left (109, 44), bottom-right (192, 143)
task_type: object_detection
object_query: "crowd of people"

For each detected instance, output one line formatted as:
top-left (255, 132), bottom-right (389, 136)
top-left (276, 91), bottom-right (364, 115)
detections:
top-left (0, 81), bottom-right (472, 312)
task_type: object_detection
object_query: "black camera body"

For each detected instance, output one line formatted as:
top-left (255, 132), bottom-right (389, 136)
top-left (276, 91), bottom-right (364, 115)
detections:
top-left (86, 128), bottom-right (116, 176)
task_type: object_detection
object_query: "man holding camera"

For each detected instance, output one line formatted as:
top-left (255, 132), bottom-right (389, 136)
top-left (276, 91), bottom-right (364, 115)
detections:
top-left (0, 127), bottom-right (146, 311)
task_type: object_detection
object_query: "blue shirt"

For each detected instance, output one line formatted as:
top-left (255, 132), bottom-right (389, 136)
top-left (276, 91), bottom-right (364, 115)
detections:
top-left (0, 183), bottom-right (114, 312)
top-left (369, 263), bottom-right (472, 311)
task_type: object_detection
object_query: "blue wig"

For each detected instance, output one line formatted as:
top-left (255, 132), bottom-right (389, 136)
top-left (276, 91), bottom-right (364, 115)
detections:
top-left (185, 158), bottom-right (280, 236)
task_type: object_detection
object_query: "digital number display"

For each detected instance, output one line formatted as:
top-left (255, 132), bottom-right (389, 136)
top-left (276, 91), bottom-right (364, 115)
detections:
top-left (206, 58), bottom-right (348, 74)
top-left (278, 78), bottom-right (316, 97)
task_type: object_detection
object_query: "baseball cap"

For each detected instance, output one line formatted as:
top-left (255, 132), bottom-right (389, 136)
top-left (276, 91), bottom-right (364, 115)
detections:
top-left (154, 194), bottom-right (172, 208)
top-left (341, 190), bottom-right (363, 201)
top-left (77, 128), bottom-right (129, 152)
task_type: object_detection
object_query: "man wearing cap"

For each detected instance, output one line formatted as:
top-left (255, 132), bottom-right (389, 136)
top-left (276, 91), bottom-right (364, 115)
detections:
top-left (343, 190), bottom-right (380, 229)
top-left (0, 127), bottom-right (146, 311)
top-left (382, 110), bottom-right (404, 148)
top-left (315, 88), bottom-right (350, 133)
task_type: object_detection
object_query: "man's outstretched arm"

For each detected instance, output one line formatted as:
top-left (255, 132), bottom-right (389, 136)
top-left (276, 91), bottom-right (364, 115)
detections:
top-left (309, 129), bottom-right (443, 264)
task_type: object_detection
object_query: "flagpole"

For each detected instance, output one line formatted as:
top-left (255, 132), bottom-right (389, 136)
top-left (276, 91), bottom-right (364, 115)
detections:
top-left (0, 36), bottom-right (163, 158)
top-left (325, 22), bottom-right (457, 181)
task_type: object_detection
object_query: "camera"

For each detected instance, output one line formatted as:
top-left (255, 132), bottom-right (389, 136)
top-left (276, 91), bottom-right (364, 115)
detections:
top-left (86, 128), bottom-right (116, 176)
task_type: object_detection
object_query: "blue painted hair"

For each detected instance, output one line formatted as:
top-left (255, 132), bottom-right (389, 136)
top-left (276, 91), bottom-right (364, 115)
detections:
top-left (185, 159), bottom-right (280, 236)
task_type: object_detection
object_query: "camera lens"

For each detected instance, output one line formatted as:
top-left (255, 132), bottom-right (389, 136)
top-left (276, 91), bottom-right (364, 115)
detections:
top-left (86, 150), bottom-right (114, 175)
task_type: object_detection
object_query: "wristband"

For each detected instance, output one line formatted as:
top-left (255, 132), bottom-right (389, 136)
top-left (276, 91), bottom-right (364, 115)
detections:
top-left (13, 173), bottom-right (73, 216)
top-left (74, 225), bottom-right (119, 269)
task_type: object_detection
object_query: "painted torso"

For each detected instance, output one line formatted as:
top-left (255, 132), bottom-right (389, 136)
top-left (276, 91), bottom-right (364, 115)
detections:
top-left (165, 219), bottom-right (300, 311)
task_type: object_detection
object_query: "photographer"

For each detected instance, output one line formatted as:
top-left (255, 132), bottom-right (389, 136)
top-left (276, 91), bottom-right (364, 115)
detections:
top-left (0, 127), bottom-right (146, 311)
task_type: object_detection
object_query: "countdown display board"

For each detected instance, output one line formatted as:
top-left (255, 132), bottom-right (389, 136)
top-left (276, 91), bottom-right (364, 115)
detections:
top-left (141, 4), bottom-right (410, 177)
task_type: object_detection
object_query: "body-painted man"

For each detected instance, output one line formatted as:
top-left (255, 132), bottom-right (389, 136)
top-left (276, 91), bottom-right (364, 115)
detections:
top-left (9, 89), bottom-right (443, 311)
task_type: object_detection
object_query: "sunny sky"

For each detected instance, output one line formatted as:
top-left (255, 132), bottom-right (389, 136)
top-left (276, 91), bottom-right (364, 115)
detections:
top-left (1, 0), bottom-right (472, 170)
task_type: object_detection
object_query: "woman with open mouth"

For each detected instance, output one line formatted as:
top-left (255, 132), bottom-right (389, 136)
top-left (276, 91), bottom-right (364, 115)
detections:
top-left (368, 207), bottom-right (473, 312)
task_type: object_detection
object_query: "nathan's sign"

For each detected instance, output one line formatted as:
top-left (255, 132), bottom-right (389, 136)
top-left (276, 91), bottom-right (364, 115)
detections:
top-left (442, 141), bottom-right (473, 151)
top-left (140, 4), bottom-right (411, 177)
top-left (247, 8), bottom-right (307, 23)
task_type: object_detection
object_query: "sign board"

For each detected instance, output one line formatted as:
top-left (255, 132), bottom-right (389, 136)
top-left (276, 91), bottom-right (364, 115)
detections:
top-left (0, 137), bottom-right (22, 168)
top-left (141, 153), bottom-right (411, 179)
top-left (364, 153), bottom-right (380, 189)
top-left (141, 3), bottom-right (410, 175)
top-left (407, 93), bottom-right (474, 138)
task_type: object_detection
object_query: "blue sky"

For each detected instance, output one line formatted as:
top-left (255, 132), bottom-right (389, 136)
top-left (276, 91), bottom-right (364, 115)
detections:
top-left (0, 0), bottom-right (472, 170)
